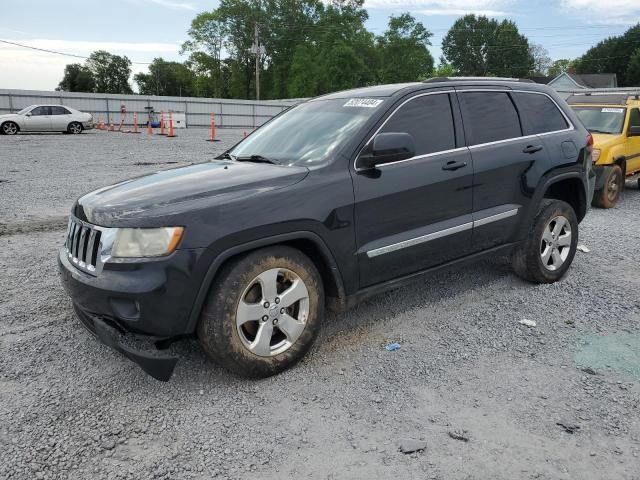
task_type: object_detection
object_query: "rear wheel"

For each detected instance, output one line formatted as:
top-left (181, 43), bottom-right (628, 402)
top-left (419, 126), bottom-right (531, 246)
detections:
top-left (593, 165), bottom-right (623, 208)
top-left (512, 199), bottom-right (578, 284)
top-left (1, 121), bottom-right (19, 135)
top-left (67, 122), bottom-right (83, 134)
top-left (198, 246), bottom-right (324, 377)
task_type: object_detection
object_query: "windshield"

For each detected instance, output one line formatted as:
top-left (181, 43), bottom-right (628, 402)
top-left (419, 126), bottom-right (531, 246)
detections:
top-left (572, 106), bottom-right (626, 134)
top-left (17, 105), bottom-right (35, 115)
top-left (229, 98), bottom-right (384, 166)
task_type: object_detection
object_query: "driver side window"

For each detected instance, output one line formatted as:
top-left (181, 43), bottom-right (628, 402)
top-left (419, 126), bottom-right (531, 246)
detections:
top-left (380, 93), bottom-right (456, 156)
top-left (30, 106), bottom-right (50, 116)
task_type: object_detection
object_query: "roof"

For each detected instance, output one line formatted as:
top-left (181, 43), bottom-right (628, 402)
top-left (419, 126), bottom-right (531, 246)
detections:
top-left (549, 72), bottom-right (618, 89)
top-left (528, 76), bottom-right (552, 84)
top-left (567, 93), bottom-right (640, 106)
top-left (315, 78), bottom-right (552, 101)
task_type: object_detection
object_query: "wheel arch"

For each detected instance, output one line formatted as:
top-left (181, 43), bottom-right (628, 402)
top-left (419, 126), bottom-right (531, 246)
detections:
top-left (1, 120), bottom-right (20, 133)
top-left (185, 231), bottom-right (346, 334)
top-left (542, 174), bottom-right (588, 223)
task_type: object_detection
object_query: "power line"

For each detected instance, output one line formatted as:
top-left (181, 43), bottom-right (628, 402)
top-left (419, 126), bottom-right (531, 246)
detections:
top-left (0, 38), bottom-right (153, 65)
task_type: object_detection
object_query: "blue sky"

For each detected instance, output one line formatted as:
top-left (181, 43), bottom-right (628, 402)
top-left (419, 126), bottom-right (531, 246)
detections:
top-left (0, 0), bottom-right (637, 91)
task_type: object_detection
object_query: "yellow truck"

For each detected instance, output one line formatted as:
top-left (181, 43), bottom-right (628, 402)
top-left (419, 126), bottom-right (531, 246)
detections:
top-left (568, 93), bottom-right (640, 208)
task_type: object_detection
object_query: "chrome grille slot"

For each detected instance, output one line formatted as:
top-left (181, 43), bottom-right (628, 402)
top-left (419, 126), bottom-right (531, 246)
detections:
top-left (64, 217), bottom-right (104, 275)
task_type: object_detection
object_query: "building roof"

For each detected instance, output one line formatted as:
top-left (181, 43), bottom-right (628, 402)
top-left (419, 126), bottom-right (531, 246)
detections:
top-left (549, 72), bottom-right (618, 89)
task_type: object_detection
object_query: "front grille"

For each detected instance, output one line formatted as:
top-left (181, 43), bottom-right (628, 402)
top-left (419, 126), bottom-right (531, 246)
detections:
top-left (65, 217), bottom-right (102, 274)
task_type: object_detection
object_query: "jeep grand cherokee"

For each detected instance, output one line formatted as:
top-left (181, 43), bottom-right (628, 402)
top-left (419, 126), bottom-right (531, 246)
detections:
top-left (59, 78), bottom-right (595, 381)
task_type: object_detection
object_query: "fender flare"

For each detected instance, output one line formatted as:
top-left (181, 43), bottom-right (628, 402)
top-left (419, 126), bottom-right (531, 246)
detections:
top-left (518, 171), bottom-right (588, 237)
top-left (185, 231), bottom-right (346, 333)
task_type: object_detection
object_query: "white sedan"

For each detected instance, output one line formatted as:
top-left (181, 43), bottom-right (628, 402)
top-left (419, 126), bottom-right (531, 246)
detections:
top-left (0, 105), bottom-right (93, 135)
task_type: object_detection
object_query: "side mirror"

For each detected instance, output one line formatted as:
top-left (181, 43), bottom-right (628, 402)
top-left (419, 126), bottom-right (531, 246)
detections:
top-left (628, 126), bottom-right (640, 137)
top-left (357, 132), bottom-right (415, 170)
top-left (25, 112), bottom-right (32, 117)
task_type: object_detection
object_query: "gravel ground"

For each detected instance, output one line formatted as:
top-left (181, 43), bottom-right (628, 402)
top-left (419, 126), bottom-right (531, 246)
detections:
top-left (1, 129), bottom-right (639, 480)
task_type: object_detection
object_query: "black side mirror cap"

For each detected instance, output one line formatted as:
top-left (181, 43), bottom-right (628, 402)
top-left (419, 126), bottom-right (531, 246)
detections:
top-left (357, 132), bottom-right (416, 170)
top-left (628, 126), bottom-right (640, 137)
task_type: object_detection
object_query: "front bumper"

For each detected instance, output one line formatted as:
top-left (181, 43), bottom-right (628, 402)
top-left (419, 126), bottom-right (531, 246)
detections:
top-left (83, 122), bottom-right (94, 130)
top-left (58, 246), bottom-right (207, 380)
top-left (74, 304), bottom-right (178, 381)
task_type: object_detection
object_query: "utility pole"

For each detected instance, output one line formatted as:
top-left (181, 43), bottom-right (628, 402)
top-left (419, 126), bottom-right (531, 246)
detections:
top-left (251, 21), bottom-right (264, 101)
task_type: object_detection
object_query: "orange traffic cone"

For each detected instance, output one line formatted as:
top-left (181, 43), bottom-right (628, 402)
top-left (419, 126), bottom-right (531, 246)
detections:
top-left (108, 123), bottom-right (115, 132)
top-left (206, 112), bottom-right (220, 142)
top-left (147, 121), bottom-right (153, 136)
top-left (131, 112), bottom-right (140, 134)
top-left (167, 112), bottom-right (175, 138)
top-left (157, 111), bottom-right (166, 135)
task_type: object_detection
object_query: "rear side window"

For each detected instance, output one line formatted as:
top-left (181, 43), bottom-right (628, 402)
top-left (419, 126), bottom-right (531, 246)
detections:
top-left (51, 106), bottom-right (71, 115)
top-left (458, 92), bottom-right (521, 145)
top-left (513, 92), bottom-right (568, 135)
top-left (380, 93), bottom-right (456, 156)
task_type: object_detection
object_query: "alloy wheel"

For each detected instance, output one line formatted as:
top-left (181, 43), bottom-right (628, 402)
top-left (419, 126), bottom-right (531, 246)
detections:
top-left (69, 123), bottom-right (82, 134)
top-left (2, 122), bottom-right (18, 135)
top-left (236, 268), bottom-right (309, 357)
top-left (540, 215), bottom-right (572, 271)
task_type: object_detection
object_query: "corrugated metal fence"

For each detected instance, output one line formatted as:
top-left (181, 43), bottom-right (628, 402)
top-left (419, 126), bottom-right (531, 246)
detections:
top-left (0, 89), bottom-right (302, 128)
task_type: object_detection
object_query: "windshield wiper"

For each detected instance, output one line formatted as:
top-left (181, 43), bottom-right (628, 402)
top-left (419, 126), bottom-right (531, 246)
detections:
top-left (589, 129), bottom-right (613, 134)
top-left (235, 155), bottom-right (280, 165)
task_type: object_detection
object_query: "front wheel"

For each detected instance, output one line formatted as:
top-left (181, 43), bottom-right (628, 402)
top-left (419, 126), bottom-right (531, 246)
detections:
top-left (198, 246), bottom-right (324, 377)
top-left (67, 122), bottom-right (83, 134)
top-left (512, 199), bottom-right (579, 284)
top-left (593, 165), bottom-right (623, 208)
top-left (1, 121), bottom-right (19, 135)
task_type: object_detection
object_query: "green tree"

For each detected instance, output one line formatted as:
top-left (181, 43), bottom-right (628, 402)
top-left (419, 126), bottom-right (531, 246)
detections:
top-left (529, 43), bottom-right (552, 75)
top-left (86, 51), bottom-right (133, 94)
top-left (548, 59), bottom-right (573, 77)
top-left (628, 48), bottom-right (640, 86)
top-left (56, 63), bottom-right (95, 92)
top-left (377, 13), bottom-right (433, 83)
top-left (134, 58), bottom-right (196, 96)
top-left (433, 57), bottom-right (457, 77)
top-left (181, 11), bottom-right (227, 97)
top-left (442, 14), bottom-right (533, 77)
top-left (573, 24), bottom-right (640, 86)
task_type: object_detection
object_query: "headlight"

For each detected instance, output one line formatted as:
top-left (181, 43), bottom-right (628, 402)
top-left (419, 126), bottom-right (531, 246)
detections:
top-left (591, 148), bottom-right (601, 163)
top-left (111, 227), bottom-right (184, 258)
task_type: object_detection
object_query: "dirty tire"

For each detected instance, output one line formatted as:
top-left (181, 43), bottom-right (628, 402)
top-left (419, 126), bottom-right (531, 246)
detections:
top-left (198, 245), bottom-right (324, 378)
top-left (1, 121), bottom-right (19, 135)
top-left (512, 199), bottom-right (578, 284)
top-left (67, 122), bottom-right (83, 134)
top-left (592, 165), bottom-right (623, 208)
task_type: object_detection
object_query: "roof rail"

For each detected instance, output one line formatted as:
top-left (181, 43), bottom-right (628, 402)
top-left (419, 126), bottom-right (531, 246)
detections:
top-left (423, 76), bottom-right (535, 83)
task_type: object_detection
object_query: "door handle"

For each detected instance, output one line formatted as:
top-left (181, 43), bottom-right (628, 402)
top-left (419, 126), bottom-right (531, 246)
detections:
top-left (523, 145), bottom-right (543, 154)
top-left (442, 160), bottom-right (467, 171)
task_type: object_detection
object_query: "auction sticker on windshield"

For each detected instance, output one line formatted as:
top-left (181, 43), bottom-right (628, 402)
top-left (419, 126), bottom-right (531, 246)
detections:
top-left (602, 108), bottom-right (625, 113)
top-left (344, 98), bottom-right (383, 108)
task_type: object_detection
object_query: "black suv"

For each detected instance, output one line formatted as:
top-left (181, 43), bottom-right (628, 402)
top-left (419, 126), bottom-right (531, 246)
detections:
top-left (59, 78), bottom-right (595, 380)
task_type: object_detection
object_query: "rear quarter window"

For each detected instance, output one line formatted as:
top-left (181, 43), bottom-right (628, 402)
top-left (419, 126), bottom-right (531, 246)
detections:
top-left (512, 92), bottom-right (568, 135)
top-left (458, 92), bottom-right (522, 145)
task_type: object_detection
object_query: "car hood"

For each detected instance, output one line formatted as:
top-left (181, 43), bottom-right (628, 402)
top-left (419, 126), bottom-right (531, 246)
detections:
top-left (73, 160), bottom-right (309, 226)
top-left (0, 113), bottom-right (19, 120)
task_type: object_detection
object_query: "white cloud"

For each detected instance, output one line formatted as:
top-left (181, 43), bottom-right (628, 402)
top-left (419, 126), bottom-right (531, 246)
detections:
top-left (417, 8), bottom-right (509, 16)
top-left (22, 38), bottom-right (180, 54)
top-left (365, 0), bottom-right (513, 16)
top-left (141, 0), bottom-right (196, 10)
top-left (0, 39), bottom-right (178, 91)
top-left (560, 0), bottom-right (640, 25)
